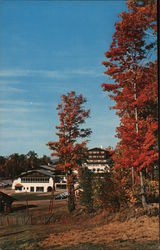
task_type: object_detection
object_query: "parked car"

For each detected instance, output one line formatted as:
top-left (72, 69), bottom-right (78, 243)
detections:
top-left (54, 191), bottom-right (68, 200)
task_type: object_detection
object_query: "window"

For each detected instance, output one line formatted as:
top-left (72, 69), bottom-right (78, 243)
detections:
top-left (15, 186), bottom-right (22, 191)
top-left (36, 187), bottom-right (44, 192)
top-left (21, 177), bottom-right (49, 183)
top-left (45, 178), bottom-right (49, 183)
top-left (21, 178), bottom-right (26, 183)
top-left (30, 186), bottom-right (34, 192)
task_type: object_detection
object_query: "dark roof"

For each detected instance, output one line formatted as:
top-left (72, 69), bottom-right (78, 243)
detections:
top-left (88, 147), bottom-right (107, 152)
top-left (40, 165), bottom-right (56, 172)
top-left (51, 158), bottom-right (59, 164)
top-left (35, 169), bottom-right (55, 177)
top-left (19, 169), bottom-right (55, 178)
top-left (15, 183), bottom-right (23, 187)
top-left (0, 192), bottom-right (17, 203)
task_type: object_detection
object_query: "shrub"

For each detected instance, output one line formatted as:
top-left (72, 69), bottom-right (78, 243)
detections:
top-left (132, 179), bottom-right (159, 204)
top-left (79, 167), bottom-right (94, 212)
top-left (92, 173), bottom-right (128, 211)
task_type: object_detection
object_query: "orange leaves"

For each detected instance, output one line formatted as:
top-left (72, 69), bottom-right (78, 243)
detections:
top-left (101, 83), bottom-right (119, 92)
top-left (101, 1), bottom-right (157, 176)
top-left (48, 91), bottom-right (91, 172)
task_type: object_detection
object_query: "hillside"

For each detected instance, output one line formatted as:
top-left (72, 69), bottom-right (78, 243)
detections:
top-left (0, 196), bottom-right (159, 250)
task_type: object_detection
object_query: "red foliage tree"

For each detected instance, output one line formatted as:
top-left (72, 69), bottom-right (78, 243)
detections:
top-left (48, 91), bottom-right (92, 212)
top-left (101, 1), bottom-right (157, 208)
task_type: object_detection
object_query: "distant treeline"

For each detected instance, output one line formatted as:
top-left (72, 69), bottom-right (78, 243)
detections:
top-left (0, 151), bottom-right (51, 179)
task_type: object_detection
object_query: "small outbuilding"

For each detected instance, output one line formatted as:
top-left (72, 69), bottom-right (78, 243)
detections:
top-left (0, 191), bottom-right (17, 213)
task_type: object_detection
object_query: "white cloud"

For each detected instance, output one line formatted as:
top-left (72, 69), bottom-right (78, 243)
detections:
top-left (0, 118), bottom-right (48, 127)
top-left (0, 100), bottom-right (50, 115)
top-left (0, 80), bottom-right (21, 85)
top-left (0, 87), bottom-right (26, 93)
top-left (0, 100), bottom-right (45, 106)
top-left (0, 68), bottom-right (101, 79)
top-left (0, 107), bottom-right (44, 113)
top-left (0, 69), bottom-right (29, 77)
top-left (0, 129), bottom-right (48, 138)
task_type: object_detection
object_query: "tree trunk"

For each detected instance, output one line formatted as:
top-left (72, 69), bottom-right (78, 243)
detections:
top-left (131, 166), bottom-right (135, 189)
top-left (133, 77), bottom-right (147, 209)
top-left (139, 171), bottom-right (147, 209)
top-left (67, 173), bottom-right (75, 213)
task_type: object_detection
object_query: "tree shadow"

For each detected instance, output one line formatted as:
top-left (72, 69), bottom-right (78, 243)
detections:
top-left (12, 204), bottom-right (37, 212)
top-left (48, 240), bottom-right (159, 250)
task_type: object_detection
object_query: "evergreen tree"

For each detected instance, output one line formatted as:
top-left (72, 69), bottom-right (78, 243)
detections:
top-left (79, 167), bottom-right (94, 213)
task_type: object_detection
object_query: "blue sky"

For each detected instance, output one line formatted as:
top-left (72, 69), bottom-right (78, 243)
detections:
top-left (0, 1), bottom-right (126, 157)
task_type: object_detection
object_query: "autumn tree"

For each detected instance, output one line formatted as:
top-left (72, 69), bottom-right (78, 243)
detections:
top-left (48, 91), bottom-right (92, 213)
top-left (101, 0), bottom-right (157, 208)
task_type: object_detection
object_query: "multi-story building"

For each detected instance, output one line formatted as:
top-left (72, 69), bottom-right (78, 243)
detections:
top-left (83, 147), bottom-right (112, 173)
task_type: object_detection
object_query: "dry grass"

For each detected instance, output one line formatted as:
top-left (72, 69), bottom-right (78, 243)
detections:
top-left (38, 213), bottom-right (158, 250)
top-left (0, 189), bottom-right (159, 250)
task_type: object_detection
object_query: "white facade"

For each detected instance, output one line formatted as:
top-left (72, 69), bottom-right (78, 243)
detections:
top-left (11, 168), bottom-right (68, 192)
top-left (87, 164), bottom-right (110, 173)
top-left (83, 147), bottom-right (112, 173)
top-left (83, 163), bottom-right (110, 173)
top-left (12, 176), bottom-right (54, 193)
top-left (55, 176), bottom-right (67, 190)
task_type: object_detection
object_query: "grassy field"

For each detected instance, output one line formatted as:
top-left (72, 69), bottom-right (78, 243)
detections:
top-left (11, 192), bottom-right (53, 201)
top-left (0, 189), bottom-right (159, 250)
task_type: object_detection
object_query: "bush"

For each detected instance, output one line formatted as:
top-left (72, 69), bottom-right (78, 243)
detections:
top-left (145, 180), bottom-right (159, 203)
top-left (79, 168), bottom-right (94, 212)
top-left (132, 179), bottom-right (159, 205)
top-left (92, 173), bottom-right (128, 212)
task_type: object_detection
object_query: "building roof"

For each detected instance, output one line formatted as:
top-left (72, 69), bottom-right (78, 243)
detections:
top-left (15, 183), bottom-right (23, 187)
top-left (88, 147), bottom-right (107, 152)
top-left (40, 165), bottom-right (56, 172)
top-left (51, 158), bottom-right (59, 164)
top-left (18, 169), bottom-right (55, 178)
top-left (35, 169), bottom-right (55, 177)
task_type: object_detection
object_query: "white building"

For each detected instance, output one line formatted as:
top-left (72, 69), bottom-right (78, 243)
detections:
top-left (12, 165), bottom-right (67, 193)
top-left (12, 169), bottom-right (54, 193)
top-left (83, 147), bottom-right (111, 173)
